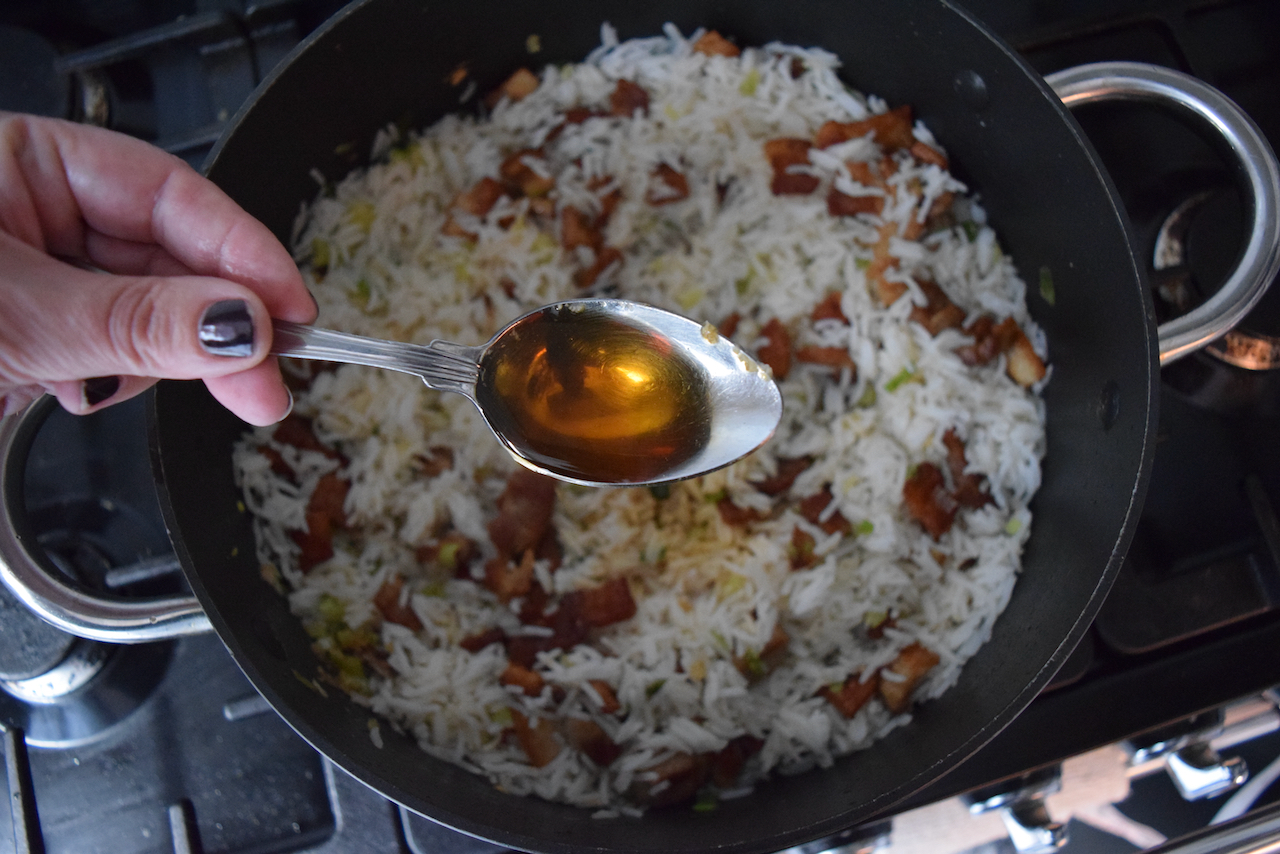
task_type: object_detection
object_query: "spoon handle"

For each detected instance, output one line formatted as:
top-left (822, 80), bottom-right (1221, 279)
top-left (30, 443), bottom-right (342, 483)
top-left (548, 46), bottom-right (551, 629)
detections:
top-left (270, 321), bottom-right (481, 394)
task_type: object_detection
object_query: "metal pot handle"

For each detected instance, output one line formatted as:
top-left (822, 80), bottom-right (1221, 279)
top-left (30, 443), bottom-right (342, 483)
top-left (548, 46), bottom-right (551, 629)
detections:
top-left (0, 395), bottom-right (211, 642)
top-left (1046, 61), bottom-right (1280, 365)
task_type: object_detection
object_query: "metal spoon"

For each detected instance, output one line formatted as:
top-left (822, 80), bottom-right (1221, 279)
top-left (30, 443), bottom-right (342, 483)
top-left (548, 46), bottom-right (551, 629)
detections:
top-left (270, 298), bottom-right (782, 486)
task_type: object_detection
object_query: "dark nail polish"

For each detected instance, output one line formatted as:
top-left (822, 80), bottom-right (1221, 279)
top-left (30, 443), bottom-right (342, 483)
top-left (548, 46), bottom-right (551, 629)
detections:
top-left (199, 299), bottom-right (255, 357)
top-left (83, 375), bottom-right (120, 407)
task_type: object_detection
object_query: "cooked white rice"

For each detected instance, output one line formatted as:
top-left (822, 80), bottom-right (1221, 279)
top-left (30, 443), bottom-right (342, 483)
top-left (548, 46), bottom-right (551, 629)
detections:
top-left (233, 25), bottom-right (1047, 812)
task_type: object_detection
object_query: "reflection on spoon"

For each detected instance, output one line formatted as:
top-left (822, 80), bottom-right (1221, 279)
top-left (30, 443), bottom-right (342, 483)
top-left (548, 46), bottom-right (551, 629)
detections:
top-left (270, 299), bottom-right (782, 486)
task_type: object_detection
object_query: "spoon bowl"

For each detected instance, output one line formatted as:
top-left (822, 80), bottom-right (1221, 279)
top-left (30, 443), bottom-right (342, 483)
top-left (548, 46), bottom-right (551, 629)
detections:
top-left (270, 299), bottom-right (783, 486)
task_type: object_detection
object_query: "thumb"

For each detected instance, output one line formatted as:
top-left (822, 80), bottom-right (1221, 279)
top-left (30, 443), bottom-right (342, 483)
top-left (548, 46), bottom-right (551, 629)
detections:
top-left (0, 236), bottom-right (288, 423)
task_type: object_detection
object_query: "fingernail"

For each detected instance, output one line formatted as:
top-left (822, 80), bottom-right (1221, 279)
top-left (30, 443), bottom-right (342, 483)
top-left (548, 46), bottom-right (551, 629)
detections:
top-left (83, 375), bottom-right (120, 407)
top-left (199, 299), bottom-right (255, 357)
top-left (281, 387), bottom-right (295, 421)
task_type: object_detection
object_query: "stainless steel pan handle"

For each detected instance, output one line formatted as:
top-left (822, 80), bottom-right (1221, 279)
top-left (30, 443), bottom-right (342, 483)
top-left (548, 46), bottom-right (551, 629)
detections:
top-left (0, 395), bottom-right (211, 642)
top-left (1047, 61), bottom-right (1280, 365)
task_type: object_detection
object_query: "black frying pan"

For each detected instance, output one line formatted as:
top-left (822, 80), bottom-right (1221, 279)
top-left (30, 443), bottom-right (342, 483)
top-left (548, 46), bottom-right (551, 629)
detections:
top-left (154, 2), bottom-right (1156, 850)
top-left (64, 0), bottom-right (1280, 851)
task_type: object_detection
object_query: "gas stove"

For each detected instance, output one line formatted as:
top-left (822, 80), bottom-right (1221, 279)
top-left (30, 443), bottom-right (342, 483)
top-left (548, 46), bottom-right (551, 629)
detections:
top-left (1, 1), bottom-right (1280, 853)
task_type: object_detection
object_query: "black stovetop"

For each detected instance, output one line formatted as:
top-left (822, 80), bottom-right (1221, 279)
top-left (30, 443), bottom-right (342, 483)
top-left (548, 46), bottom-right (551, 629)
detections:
top-left (2, 1), bottom-right (1279, 852)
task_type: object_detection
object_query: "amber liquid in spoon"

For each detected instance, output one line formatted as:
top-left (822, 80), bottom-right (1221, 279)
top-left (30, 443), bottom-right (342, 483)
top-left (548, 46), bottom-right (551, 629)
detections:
top-left (476, 307), bottom-right (712, 483)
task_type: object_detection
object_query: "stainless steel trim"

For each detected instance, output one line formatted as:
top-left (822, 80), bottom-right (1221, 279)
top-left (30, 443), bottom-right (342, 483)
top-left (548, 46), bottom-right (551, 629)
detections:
top-left (1143, 801), bottom-right (1280, 854)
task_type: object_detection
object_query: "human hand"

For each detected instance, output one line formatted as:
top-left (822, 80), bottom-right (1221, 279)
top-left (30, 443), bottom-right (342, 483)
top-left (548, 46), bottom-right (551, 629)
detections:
top-left (0, 112), bottom-right (317, 425)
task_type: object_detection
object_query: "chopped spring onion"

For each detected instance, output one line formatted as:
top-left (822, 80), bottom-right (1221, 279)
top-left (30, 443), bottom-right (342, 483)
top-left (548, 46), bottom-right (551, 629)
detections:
top-left (1039, 265), bottom-right (1056, 306)
top-left (884, 366), bottom-right (920, 392)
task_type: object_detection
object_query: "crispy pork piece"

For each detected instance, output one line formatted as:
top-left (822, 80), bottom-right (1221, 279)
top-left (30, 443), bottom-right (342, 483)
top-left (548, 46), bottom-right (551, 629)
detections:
top-left (415, 531), bottom-right (477, 577)
top-left (795, 345), bottom-right (858, 376)
top-left (798, 487), bottom-right (853, 536)
top-left (273, 414), bottom-right (341, 459)
top-left (867, 221), bottom-right (907, 305)
top-left (573, 245), bottom-right (622, 288)
top-left (561, 577), bottom-right (637, 628)
top-left (489, 67), bottom-right (540, 105)
top-left (955, 315), bottom-right (1046, 387)
top-left (588, 679), bottom-right (622, 714)
top-left (483, 549), bottom-right (535, 604)
top-left (810, 292), bottom-right (848, 324)
top-left (763, 137), bottom-right (821, 195)
top-left (879, 643), bottom-right (940, 714)
top-left (909, 139), bottom-right (948, 169)
top-left (819, 672), bottom-right (880, 718)
top-left (756, 317), bottom-right (792, 380)
top-left (309, 471), bottom-right (349, 527)
top-left (499, 149), bottom-right (554, 198)
top-left (589, 175), bottom-right (623, 223)
top-left (1003, 322), bottom-right (1048, 387)
top-left (560, 205), bottom-right (602, 251)
top-left (609, 79), bottom-right (650, 117)
top-left (503, 577), bottom-right (626, 666)
top-left (646, 163), bottom-right (690, 205)
top-left (442, 177), bottom-right (503, 240)
top-left (505, 604), bottom-right (588, 666)
top-left (788, 526), bottom-right (818, 570)
top-left (373, 574), bottom-right (423, 631)
top-left (292, 471), bottom-right (350, 573)
top-left (827, 188), bottom-right (884, 218)
top-left (459, 626), bottom-right (505, 653)
top-left (488, 469), bottom-right (556, 558)
top-left (510, 708), bottom-right (562, 768)
top-left (562, 718), bottom-right (622, 766)
top-left (499, 662), bottom-right (545, 697)
top-left (710, 735), bottom-right (763, 788)
top-left (258, 445), bottom-right (293, 478)
top-left (563, 105), bottom-right (599, 125)
top-left (629, 753), bottom-right (709, 807)
top-left (733, 623), bottom-right (790, 680)
top-left (715, 496), bottom-right (767, 527)
top-left (902, 462), bottom-right (958, 540)
top-left (908, 280), bottom-right (967, 336)
top-left (956, 315), bottom-right (1001, 367)
top-left (814, 105), bottom-right (915, 151)
top-left (828, 158), bottom-right (893, 218)
top-left (412, 446), bottom-right (456, 477)
top-left (453, 176), bottom-right (504, 217)
top-left (942, 428), bottom-right (992, 509)
top-left (752, 456), bottom-right (812, 497)
top-left (692, 30), bottom-right (740, 57)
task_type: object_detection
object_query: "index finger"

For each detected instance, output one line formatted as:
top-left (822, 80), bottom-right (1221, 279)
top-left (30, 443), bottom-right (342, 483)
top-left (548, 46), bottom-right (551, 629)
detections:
top-left (1, 114), bottom-right (315, 323)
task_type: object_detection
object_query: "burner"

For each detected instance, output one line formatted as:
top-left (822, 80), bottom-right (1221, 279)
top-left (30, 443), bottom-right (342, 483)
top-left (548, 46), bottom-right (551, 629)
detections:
top-left (1155, 183), bottom-right (1280, 417)
top-left (0, 400), bottom-right (185, 747)
top-left (0, 510), bottom-right (177, 750)
top-left (2, 397), bottom-right (341, 851)
top-left (0, 637), bottom-right (172, 748)
top-left (0, 520), bottom-right (174, 749)
top-left (0, 567), bottom-right (78, 683)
